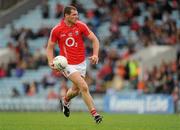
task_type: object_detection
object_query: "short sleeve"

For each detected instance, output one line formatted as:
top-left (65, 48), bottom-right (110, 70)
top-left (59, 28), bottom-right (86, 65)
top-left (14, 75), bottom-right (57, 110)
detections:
top-left (79, 21), bottom-right (90, 37)
top-left (50, 27), bottom-right (58, 42)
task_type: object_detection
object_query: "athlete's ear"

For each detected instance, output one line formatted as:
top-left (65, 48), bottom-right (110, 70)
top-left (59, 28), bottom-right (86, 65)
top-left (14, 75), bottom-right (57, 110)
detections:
top-left (64, 14), bottom-right (67, 18)
top-left (65, 14), bottom-right (69, 18)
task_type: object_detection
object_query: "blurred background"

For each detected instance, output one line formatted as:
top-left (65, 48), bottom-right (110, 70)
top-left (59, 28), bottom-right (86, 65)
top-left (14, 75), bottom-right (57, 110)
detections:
top-left (0, 0), bottom-right (179, 114)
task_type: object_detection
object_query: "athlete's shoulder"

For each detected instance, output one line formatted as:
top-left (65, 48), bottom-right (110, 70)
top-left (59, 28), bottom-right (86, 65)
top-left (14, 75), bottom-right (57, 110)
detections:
top-left (76, 20), bottom-right (90, 32)
top-left (76, 20), bottom-right (87, 27)
top-left (52, 23), bottom-right (63, 32)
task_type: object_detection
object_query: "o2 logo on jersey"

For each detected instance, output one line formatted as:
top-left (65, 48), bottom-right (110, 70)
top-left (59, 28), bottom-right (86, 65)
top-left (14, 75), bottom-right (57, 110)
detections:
top-left (65, 37), bottom-right (77, 47)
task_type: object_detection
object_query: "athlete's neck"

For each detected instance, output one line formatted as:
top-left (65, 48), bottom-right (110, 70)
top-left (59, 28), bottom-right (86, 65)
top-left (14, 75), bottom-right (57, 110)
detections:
top-left (64, 19), bottom-right (74, 27)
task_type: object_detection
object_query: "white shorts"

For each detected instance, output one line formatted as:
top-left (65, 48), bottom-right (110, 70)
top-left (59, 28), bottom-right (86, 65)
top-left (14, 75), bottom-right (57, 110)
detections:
top-left (62, 60), bottom-right (87, 78)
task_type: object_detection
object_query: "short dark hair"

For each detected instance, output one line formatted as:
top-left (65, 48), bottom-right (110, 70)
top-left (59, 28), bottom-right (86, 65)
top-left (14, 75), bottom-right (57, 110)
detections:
top-left (63, 6), bottom-right (77, 17)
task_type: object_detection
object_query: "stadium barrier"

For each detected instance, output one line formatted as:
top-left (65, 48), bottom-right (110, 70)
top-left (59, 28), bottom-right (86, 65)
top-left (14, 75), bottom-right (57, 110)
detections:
top-left (0, 0), bottom-right (22, 10)
top-left (104, 91), bottom-right (174, 114)
top-left (177, 100), bottom-right (180, 113)
top-left (0, 96), bottom-right (103, 111)
top-left (0, 0), bottom-right (41, 28)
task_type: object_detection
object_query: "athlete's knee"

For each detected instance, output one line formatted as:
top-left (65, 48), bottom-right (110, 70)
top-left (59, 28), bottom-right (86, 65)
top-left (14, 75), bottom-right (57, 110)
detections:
top-left (73, 88), bottom-right (80, 95)
top-left (70, 74), bottom-right (89, 93)
top-left (72, 85), bottom-right (79, 92)
top-left (79, 83), bottom-right (89, 93)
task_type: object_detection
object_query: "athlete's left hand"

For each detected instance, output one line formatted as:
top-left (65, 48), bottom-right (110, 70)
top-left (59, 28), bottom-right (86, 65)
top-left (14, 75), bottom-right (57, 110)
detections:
top-left (89, 55), bottom-right (99, 64)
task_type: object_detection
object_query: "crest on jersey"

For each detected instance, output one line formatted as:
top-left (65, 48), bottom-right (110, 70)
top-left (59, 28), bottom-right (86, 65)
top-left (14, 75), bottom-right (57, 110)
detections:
top-left (75, 31), bottom-right (79, 35)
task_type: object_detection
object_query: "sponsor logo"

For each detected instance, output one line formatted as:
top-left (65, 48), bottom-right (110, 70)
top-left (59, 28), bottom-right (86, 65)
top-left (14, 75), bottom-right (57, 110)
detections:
top-left (65, 37), bottom-right (77, 47)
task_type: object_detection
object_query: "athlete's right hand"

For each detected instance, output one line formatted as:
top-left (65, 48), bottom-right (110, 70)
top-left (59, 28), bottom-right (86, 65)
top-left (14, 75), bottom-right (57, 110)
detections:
top-left (48, 62), bottom-right (57, 70)
top-left (48, 62), bottom-right (61, 76)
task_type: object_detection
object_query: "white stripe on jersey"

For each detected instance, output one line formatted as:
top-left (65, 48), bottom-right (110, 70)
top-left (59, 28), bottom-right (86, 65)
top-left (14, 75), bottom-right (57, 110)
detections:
top-left (49, 23), bottom-right (61, 41)
top-left (77, 21), bottom-right (90, 33)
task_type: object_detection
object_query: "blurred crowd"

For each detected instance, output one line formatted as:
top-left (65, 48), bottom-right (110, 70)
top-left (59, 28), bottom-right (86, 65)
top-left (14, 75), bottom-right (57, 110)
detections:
top-left (0, 0), bottom-right (179, 104)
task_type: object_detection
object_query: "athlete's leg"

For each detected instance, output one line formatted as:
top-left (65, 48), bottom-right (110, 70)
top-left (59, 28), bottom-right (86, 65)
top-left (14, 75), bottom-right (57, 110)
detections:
top-left (68, 71), bottom-right (95, 111)
top-left (60, 83), bottom-right (80, 117)
top-left (68, 71), bottom-right (102, 123)
top-left (64, 84), bottom-right (80, 104)
top-left (62, 61), bottom-right (87, 103)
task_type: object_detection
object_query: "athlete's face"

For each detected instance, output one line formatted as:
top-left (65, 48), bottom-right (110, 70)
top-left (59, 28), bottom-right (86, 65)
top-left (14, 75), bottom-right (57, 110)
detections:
top-left (67, 9), bottom-right (79, 24)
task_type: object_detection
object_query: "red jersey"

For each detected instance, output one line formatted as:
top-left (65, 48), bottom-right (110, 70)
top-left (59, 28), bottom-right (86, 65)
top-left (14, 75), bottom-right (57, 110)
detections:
top-left (50, 19), bottom-right (90, 65)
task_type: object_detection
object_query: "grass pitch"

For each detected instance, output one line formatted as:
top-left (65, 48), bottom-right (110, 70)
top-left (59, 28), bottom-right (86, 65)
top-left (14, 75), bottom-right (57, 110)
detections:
top-left (0, 112), bottom-right (180, 130)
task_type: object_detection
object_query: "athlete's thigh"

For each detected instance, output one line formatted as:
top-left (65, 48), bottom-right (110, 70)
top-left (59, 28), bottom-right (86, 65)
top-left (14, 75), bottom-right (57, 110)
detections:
top-left (71, 75), bottom-right (86, 91)
top-left (68, 71), bottom-right (87, 88)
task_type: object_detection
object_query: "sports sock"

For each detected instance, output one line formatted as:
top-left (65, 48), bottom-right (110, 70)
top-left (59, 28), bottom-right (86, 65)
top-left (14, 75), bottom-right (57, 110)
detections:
top-left (90, 109), bottom-right (99, 117)
top-left (63, 96), bottom-right (70, 105)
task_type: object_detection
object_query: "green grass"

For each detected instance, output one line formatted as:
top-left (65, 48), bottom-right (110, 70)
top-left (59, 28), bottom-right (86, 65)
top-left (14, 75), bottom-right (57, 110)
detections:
top-left (0, 112), bottom-right (180, 130)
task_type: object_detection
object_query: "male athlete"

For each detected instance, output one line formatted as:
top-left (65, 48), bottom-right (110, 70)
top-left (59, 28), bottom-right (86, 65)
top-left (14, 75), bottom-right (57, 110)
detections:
top-left (46, 5), bottom-right (102, 124)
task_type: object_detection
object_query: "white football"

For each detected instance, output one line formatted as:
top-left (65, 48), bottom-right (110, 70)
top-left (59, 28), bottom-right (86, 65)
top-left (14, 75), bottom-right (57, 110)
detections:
top-left (53, 56), bottom-right (68, 70)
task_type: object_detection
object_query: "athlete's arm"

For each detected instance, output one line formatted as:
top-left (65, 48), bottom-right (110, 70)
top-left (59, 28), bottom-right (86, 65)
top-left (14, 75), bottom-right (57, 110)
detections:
top-left (46, 38), bottom-right (56, 69)
top-left (87, 31), bottom-right (100, 64)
